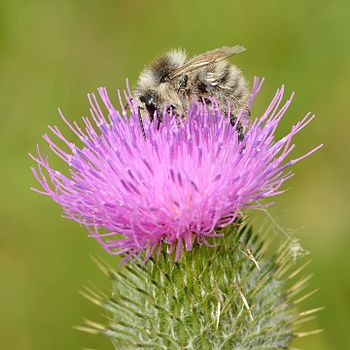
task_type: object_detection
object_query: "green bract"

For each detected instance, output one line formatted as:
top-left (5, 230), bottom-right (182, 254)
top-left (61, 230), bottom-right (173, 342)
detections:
top-left (80, 223), bottom-right (319, 349)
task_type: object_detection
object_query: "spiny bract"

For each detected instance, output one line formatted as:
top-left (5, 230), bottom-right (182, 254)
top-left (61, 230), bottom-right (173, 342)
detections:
top-left (80, 223), bottom-right (320, 349)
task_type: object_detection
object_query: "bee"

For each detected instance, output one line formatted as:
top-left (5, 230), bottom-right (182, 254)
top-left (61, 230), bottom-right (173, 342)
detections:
top-left (135, 45), bottom-right (249, 140)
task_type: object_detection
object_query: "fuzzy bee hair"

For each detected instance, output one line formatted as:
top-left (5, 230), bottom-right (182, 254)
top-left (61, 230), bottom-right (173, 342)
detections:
top-left (135, 46), bottom-right (249, 139)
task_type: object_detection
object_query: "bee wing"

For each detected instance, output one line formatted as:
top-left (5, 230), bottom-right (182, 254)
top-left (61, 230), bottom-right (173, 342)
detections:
top-left (167, 45), bottom-right (246, 80)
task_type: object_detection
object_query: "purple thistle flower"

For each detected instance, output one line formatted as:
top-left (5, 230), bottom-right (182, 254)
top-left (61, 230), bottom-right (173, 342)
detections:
top-left (30, 78), bottom-right (322, 263)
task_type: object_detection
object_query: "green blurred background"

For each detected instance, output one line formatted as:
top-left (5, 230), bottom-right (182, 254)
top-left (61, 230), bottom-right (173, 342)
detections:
top-left (1, 0), bottom-right (349, 349)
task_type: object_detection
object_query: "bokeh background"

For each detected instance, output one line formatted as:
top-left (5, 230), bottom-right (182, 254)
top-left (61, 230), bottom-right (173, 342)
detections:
top-left (1, 0), bottom-right (349, 349)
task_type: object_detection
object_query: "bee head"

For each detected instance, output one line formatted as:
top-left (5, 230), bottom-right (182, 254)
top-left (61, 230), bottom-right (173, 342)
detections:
top-left (139, 91), bottom-right (157, 121)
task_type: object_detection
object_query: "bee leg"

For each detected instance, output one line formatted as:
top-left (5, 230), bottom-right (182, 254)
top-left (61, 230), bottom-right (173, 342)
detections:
top-left (179, 74), bottom-right (188, 90)
top-left (137, 107), bottom-right (147, 139)
top-left (156, 111), bottom-right (162, 130)
top-left (230, 114), bottom-right (244, 142)
top-left (124, 97), bottom-right (134, 112)
top-left (178, 74), bottom-right (189, 116)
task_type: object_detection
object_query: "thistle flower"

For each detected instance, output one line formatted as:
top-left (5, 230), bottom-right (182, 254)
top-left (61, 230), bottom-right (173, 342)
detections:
top-left (30, 78), bottom-right (321, 263)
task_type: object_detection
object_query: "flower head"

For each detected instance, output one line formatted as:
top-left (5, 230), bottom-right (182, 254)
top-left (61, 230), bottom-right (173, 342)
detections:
top-left (31, 78), bottom-right (321, 263)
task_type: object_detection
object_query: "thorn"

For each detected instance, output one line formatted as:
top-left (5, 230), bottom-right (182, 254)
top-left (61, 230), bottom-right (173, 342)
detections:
top-left (90, 255), bottom-right (109, 276)
top-left (239, 243), bottom-right (261, 270)
top-left (299, 307), bottom-right (325, 317)
top-left (287, 274), bottom-right (313, 295)
top-left (216, 288), bottom-right (221, 330)
top-left (293, 315), bottom-right (317, 326)
top-left (288, 260), bottom-right (311, 279)
top-left (294, 329), bottom-right (324, 338)
top-left (84, 319), bottom-right (105, 329)
top-left (293, 289), bottom-right (319, 305)
top-left (73, 325), bottom-right (100, 335)
top-left (79, 287), bottom-right (104, 306)
top-left (233, 282), bottom-right (253, 321)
